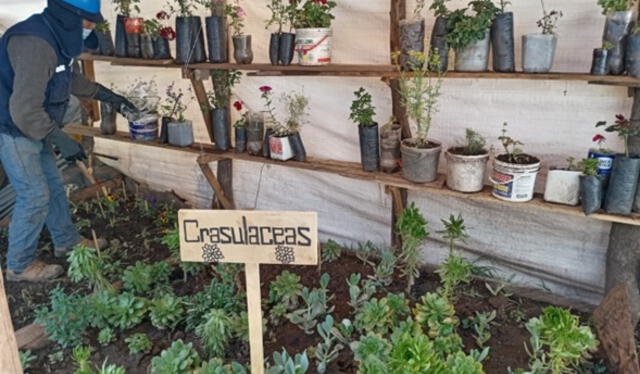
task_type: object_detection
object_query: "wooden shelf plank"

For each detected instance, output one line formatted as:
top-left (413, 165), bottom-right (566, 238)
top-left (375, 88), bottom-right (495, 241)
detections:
top-left (64, 124), bottom-right (640, 226)
top-left (78, 53), bottom-right (640, 85)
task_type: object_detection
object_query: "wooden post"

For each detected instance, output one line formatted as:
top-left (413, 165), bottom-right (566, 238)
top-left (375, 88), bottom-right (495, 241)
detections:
top-left (185, 68), bottom-right (215, 143)
top-left (245, 262), bottom-right (264, 374)
top-left (0, 268), bottom-right (23, 373)
top-left (80, 59), bottom-right (100, 123)
top-left (197, 157), bottom-right (235, 210)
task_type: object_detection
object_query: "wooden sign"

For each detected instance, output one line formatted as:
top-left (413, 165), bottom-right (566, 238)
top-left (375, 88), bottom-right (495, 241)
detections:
top-left (178, 210), bottom-right (319, 374)
top-left (0, 267), bottom-right (23, 373)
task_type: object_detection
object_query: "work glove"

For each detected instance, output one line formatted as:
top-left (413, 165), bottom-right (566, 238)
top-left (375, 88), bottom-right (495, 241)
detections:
top-left (47, 128), bottom-right (86, 164)
top-left (94, 84), bottom-right (139, 118)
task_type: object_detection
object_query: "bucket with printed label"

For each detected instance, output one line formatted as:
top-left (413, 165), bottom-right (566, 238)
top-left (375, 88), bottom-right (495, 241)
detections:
top-left (129, 113), bottom-right (159, 141)
top-left (295, 28), bottom-right (333, 66)
top-left (490, 156), bottom-right (541, 202)
top-left (588, 148), bottom-right (616, 175)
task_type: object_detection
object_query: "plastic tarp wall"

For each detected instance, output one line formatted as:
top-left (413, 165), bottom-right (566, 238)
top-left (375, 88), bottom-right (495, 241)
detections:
top-left (3, 0), bottom-right (633, 305)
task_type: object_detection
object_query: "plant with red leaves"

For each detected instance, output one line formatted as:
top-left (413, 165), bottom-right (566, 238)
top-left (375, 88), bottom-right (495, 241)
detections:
top-left (292, 0), bottom-right (337, 29)
top-left (596, 114), bottom-right (640, 157)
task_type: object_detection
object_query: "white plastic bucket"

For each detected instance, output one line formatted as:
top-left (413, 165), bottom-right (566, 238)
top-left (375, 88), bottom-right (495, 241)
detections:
top-left (269, 135), bottom-right (294, 161)
top-left (490, 158), bottom-right (541, 202)
top-left (543, 169), bottom-right (581, 206)
top-left (129, 113), bottom-right (158, 141)
top-left (295, 28), bottom-right (333, 66)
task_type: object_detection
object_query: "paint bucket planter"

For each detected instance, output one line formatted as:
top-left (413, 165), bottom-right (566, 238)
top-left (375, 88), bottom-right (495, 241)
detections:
top-left (295, 28), bottom-right (333, 66)
top-left (491, 12), bottom-right (515, 72)
top-left (100, 102), bottom-right (117, 135)
top-left (205, 16), bottom-right (227, 63)
top-left (455, 31), bottom-right (490, 72)
top-left (626, 34), bottom-right (640, 78)
top-left (124, 17), bottom-right (143, 58)
top-left (429, 16), bottom-right (449, 72)
top-left (235, 127), bottom-right (247, 153)
top-left (603, 11), bottom-right (634, 75)
top-left (522, 34), bottom-right (557, 73)
top-left (445, 148), bottom-right (489, 193)
top-left (591, 48), bottom-right (609, 75)
top-left (176, 16), bottom-right (207, 64)
top-left (140, 34), bottom-right (154, 59)
top-left (399, 18), bottom-right (425, 71)
top-left (168, 121), bottom-right (194, 147)
top-left (543, 169), bottom-right (582, 206)
top-left (380, 125), bottom-right (402, 173)
top-left (233, 35), bottom-right (254, 64)
top-left (358, 123), bottom-right (380, 172)
top-left (400, 139), bottom-right (442, 183)
top-left (269, 135), bottom-right (294, 161)
top-left (95, 30), bottom-right (115, 56)
top-left (212, 109), bottom-right (230, 151)
top-left (129, 113), bottom-right (159, 141)
top-left (246, 113), bottom-right (264, 156)
top-left (114, 14), bottom-right (127, 57)
top-left (588, 149), bottom-right (616, 175)
top-left (491, 155), bottom-right (541, 202)
top-left (604, 155), bottom-right (640, 214)
top-left (581, 174), bottom-right (607, 215)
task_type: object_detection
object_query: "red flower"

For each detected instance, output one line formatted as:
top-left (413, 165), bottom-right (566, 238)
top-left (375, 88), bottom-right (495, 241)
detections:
top-left (259, 86), bottom-right (272, 93)
top-left (156, 11), bottom-right (170, 20)
top-left (160, 27), bottom-right (176, 40)
top-left (313, 0), bottom-right (328, 3)
top-left (233, 101), bottom-right (243, 111)
top-left (615, 114), bottom-right (626, 121)
top-left (593, 134), bottom-right (606, 143)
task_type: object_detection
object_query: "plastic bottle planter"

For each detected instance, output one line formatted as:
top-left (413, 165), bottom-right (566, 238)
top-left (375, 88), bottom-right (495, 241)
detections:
top-left (588, 149), bottom-right (616, 175)
top-left (160, 116), bottom-right (173, 144)
top-left (543, 169), bottom-right (582, 206)
top-left (129, 113), bottom-right (159, 141)
top-left (95, 30), bottom-right (115, 56)
top-left (279, 33), bottom-right (296, 66)
top-left (380, 125), bottom-right (402, 173)
top-left (358, 123), bottom-right (380, 172)
top-left (490, 155), bottom-right (541, 203)
top-left (140, 34), bottom-right (154, 59)
top-left (289, 132), bottom-right (306, 162)
top-left (603, 10), bottom-right (634, 76)
top-left (233, 35), bottom-right (254, 64)
top-left (212, 109), bottom-right (230, 151)
top-left (522, 34), bottom-right (557, 73)
top-left (235, 126), bottom-right (247, 153)
top-left (99, 102), bottom-right (117, 135)
top-left (445, 149), bottom-right (489, 193)
top-left (176, 16), bottom-right (207, 64)
top-left (124, 17), bottom-right (143, 58)
top-left (205, 16), bottom-right (227, 63)
top-left (626, 34), bottom-right (640, 78)
top-left (429, 17), bottom-right (449, 73)
top-left (246, 113), bottom-right (264, 156)
top-left (168, 121), bottom-right (194, 147)
top-left (115, 15), bottom-right (127, 57)
top-left (399, 18), bottom-right (425, 71)
top-left (604, 156), bottom-right (640, 214)
top-left (295, 28), bottom-right (333, 66)
top-left (591, 48), bottom-right (609, 75)
top-left (262, 128), bottom-right (275, 158)
top-left (455, 31), bottom-right (490, 72)
top-left (491, 12), bottom-right (515, 73)
top-left (269, 33), bottom-right (280, 65)
top-left (400, 139), bottom-right (442, 183)
top-left (580, 174), bottom-right (607, 215)
top-left (153, 37), bottom-right (172, 59)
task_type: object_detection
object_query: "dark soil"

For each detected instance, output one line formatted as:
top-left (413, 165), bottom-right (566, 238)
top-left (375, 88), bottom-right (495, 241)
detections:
top-left (402, 138), bottom-right (441, 149)
top-left (448, 147), bottom-right (489, 157)
top-left (496, 153), bottom-right (540, 165)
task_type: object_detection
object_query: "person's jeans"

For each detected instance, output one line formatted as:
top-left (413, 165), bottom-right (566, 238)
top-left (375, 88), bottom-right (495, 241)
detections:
top-left (0, 134), bottom-right (80, 273)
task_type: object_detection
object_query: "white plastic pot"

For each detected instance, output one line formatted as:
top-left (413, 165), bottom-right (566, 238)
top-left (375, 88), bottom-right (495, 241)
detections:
top-left (454, 30), bottom-right (490, 72)
top-left (445, 150), bottom-right (489, 193)
top-left (522, 34), bottom-right (557, 73)
top-left (543, 169), bottom-right (582, 206)
top-left (491, 156), bottom-right (541, 202)
top-left (168, 120), bottom-right (194, 147)
top-left (295, 28), bottom-right (333, 66)
top-left (269, 135), bottom-right (294, 161)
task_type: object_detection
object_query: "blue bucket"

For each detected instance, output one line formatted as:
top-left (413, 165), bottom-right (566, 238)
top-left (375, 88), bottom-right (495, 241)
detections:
top-left (129, 114), bottom-right (158, 141)
top-left (588, 148), bottom-right (616, 175)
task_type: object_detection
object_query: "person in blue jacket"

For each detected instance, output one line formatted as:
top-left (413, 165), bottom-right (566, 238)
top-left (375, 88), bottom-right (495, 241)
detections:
top-left (0, 0), bottom-right (137, 281)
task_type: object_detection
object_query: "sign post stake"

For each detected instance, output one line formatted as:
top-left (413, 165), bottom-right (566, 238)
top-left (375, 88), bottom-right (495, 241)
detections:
top-left (245, 262), bottom-right (265, 374)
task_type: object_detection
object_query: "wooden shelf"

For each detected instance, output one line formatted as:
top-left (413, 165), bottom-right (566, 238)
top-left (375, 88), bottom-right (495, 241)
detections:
top-left (65, 124), bottom-right (640, 226)
top-left (78, 53), bottom-right (640, 85)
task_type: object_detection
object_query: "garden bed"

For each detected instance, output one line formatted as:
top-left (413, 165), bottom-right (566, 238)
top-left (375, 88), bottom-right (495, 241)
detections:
top-left (1, 188), bottom-right (611, 373)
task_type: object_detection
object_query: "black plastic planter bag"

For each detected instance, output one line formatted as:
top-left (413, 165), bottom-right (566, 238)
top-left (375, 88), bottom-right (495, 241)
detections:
top-left (603, 11), bottom-right (634, 75)
top-left (604, 156), bottom-right (640, 214)
top-left (160, 117), bottom-right (173, 144)
top-left (153, 37), bottom-right (172, 59)
top-left (126, 33), bottom-right (141, 58)
top-left (626, 34), bottom-right (640, 78)
top-left (399, 18), bottom-right (425, 71)
top-left (269, 33), bottom-right (280, 65)
top-left (358, 123), bottom-right (379, 172)
top-left (100, 102), bottom-right (117, 135)
top-left (491, 12), bottom-right (515, 73)
top-left (212, 109), bottom-right (230, 151)
top-left (279, 33), bottom-right (296, 66)
top-left (580, 174), bottom-right (606, 215)
top-left (263, 128), bottom-right (274, 158)
top-left (115, 15), bottom-right (127, 57)
top-left (176, 16), bottom-right (207, 64)
top-left (429, 16), bottom-right (448, 72)
top-left (289, 132), bottom-right (306, 161)
top-left (206, 16), bottom-right (228, 63)
top-left (140, 34), bottom-right (154, 59)
top-left (96, 30), bottom-right (115, 56)
top-left (235, 127), bottom-right (247, 153)
top-left (591, 48), bottom-right (609, 75)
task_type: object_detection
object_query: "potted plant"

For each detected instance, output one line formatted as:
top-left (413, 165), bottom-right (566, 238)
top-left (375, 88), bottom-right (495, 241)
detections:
top-left (292, 0), bottom-right (337, 66)
top-left (246, 111), bottom-right (264, 156)
top-left (94, 21), bottom-right (115, 56)
top-left (588, 133), bottom-right (616, 175)
top-left (266, 0), bottom-right (296, 66)
top-left (491, 0), bottom-right (515, 72)
top-left (197, 0), bottom-right (228, 63)
top-left (207, 70), bottom-right (242, 151)
top-left (429, 0), bottom-right (451, 73)
top-left (543, 157), bottom-right (582, 206)
top-left (122, 79), bottom-right (161, 141)
top-left (260, 86), bottom-right (309, 161)
top-left (591, 41), bottom-right (614, 75)
top-left (124, 15), bottom-right (144, 58)
top-left (491, 122), bottom-right (541, 202)
top-left (522, 0), bottom-right (562, 73)
top-left (447, 0), bottom-right (499, 72)
top-left (159, 82), bottom-right (194, 147)
top-left (445, 128), bottom-right (489, 193)
top-left (113, 0), bottom-right (141, 57)
top-left (626, 25), bottom-right (640, 77)
top-left (230, 3), bottom-right (253, 64)
top-left (153, 11), bottom-right (176, 59)
top-left (396, 52), bottom-right (444, 183)
top-left (599, 0), bottom-right (636, 75)
top-left (399, 0), bottom-right (426, 71)
top-left (233, 101), bottom-right (248, 153)
top-left (100, 84), bottom-right (118, 135)
top-left (350, 87), bottom-right (379, 172)
top-left (579, 158), bottom-right (607, 215)
top-left (141, 19), bottom-right (160, 59)
top-left (169, 0), bottom-right (206, 64)
top-left (597, 114), bottom-right (640, 214)
top-left (380, 116), bottom-right (402, 173)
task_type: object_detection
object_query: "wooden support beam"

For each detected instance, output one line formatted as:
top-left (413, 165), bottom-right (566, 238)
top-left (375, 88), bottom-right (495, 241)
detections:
top-left (197, 157), bottom-right (234, 210)
top-left (0, 268), bottom-right (23, 372)
top-left (80, 59), bottom-right (100, 123)
top-left (185, 68), bottom-right (214, 143)
top-left (389, 0), bottom-right (411, 140)
top-left (216, 159), bottom-right (234, 209)
top-left (386, 185), bottom-right (407, 246)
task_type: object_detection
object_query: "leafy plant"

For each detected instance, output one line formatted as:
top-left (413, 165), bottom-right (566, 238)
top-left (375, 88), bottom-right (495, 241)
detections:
top-left (113, 0), bottom-right (140, 17)
top-left (35, 286), bottom-right (90, 347)
top-left (267, 349), bottom-right (310, 374)
top-left (446, 352), bottom-right (485, 374)
top-left (578, 158), bottom-right (600, 176)
top-left (470, 310), bottom-right (497, 348)
top-left (126, 333), bottom-right (153, 354)
top-left (322, 240), bottom-right (342, 263)
top-left (281, 91), bottom-right (309, 135)
top-left (497, 0), bottom-right (511, 12)
top-left (194, 359), bottom-right (248, 374)
top-left (596, 114), bottom-right (640, 157)
top-left (150, 292), bottom-right (185, 329)
top-left (498, 122), bottom-right (527, 163)
top-left (97, 361), bottom-right (126, 374)
top-left (196, 309), bottom-right (233, 357)
top-left (67, 245), bottom-right (112, 292)
top-left (598, 0), bottom-right (636, 14)
top-left (396, 202), bottom-right (429, 293)
top-left (98, 327), bottom-right (116, 346)
top-left (123, 261), bottom-right (172, 295)
top-left (20, 350), bottom-right (36, 373)
top-left (388, 332), bottom-right (447, 373)
top-left (315, 315), bottom-right (344, 373)
top-left (413, 292), bottom-right (463, 356)
top-left (351, 333), bottom-right (391, 374)
top-left (86, 290), bottom-right (116, 329)
top-left (287, 273), bottom-right (335, 334)
top-left (430, 0), bottom-right (451, 18)
top-left (265, 0), bottom-right (294, 33)
top-left (355, 294), bottom-right (410, 337)
top-left (347, 273), bottom-right (378, 311)
top-left (369, 248), bottom-right (397, 288)
top-left (447, 0), bottom-right (499, 50)
top-left (167, 0), bottom-right (199, 17)
top-left (269, 270), bottom-right (304, 310)
top-left (158, 82), bottom-right (191, 122)
top-left (163, 227), bottom-right (205, 279)
top-left (436, 254), bottom-right (474, 300)
top-left (292, 0), bottom-right (337, 29)
top-left (438, 214), bottom-right (469, 254)
top-left (230, 311), bottom-right (251, 342)
top-left (151, 340), bottom-right (202, 374)
top-left (350, 87), bottom-right (377, 127)
top-left (110, 292), bottom-right (147, 331)
top-left (208, 70), bottom-right (242, 110)
top-left (72, 346), bottom-right (93, 374)
top-left (95, 20), bottom-right (111, 33)
top-left (185, 278), bottom-right (245, 332)
top-left (462, 128), bottom-right (487, 155)
top-left (536, 0), bottom-right (562, 35)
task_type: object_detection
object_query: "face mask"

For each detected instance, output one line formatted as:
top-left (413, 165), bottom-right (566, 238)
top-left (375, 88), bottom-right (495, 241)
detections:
top-left (82, 28), bottom-right (93, 40)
